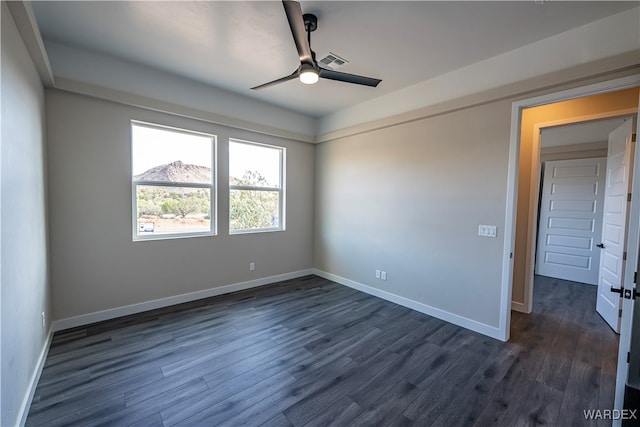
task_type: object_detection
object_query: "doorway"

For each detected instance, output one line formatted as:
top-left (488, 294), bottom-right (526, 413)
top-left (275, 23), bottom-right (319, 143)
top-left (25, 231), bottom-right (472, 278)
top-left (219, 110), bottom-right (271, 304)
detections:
top-left (501, 77), bottom-right (640, 418)
top-left (509, 87), bottom-right (640, 316)
top-left (534, 118), bottom-right (636, 333)
top-left (534, 118), bottom-right (632, 284)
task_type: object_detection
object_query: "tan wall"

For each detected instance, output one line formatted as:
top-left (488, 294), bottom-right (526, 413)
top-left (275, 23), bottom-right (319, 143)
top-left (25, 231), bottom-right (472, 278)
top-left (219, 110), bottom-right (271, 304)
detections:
top-left (512, 87), bottom-right (640, 305)
top-left (315, 99), bottom-right (512, 330)
top-left (46, 90), bottom-right (315, 321)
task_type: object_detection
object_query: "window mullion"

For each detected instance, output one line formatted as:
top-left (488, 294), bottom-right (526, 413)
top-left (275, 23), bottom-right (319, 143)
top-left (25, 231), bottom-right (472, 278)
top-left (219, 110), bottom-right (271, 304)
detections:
top-left (229, 185), bottom-right (280, 192)
top-left (134, 180), bottom-right (213, 189)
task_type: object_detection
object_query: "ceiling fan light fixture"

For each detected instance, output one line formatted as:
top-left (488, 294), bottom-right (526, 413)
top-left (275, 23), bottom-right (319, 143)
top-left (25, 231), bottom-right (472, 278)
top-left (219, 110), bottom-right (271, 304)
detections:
top-left (299, 64), bottom-right (319, 84)
top-left (251, 2), bottom-right (381, 90)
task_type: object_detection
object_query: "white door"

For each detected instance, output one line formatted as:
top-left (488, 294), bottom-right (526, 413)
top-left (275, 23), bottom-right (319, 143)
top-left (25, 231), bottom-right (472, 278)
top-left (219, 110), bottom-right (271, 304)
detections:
top-left (612, 109), bottom-right (639, 424)
top-left (596, 119), bottom-right (635, 333)
top-left (535, 158), bottom-right (606, 285)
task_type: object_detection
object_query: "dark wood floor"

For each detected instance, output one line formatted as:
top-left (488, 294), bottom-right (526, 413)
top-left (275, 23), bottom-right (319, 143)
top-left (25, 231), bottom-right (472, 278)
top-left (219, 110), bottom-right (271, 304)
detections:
top-left (26, 274), bottom-right (618, 427)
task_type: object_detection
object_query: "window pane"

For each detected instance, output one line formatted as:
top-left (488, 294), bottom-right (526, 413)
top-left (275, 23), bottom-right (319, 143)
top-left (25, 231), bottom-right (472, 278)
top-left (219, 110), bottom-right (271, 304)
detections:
top-left (132, 123), bottom-right (212, 184)
top-left (136, 185), bottom-right (211, 236)
top-left (230, 190), bottom-right (280, 231)
top-left (229, 141), bottom-right (281, 188)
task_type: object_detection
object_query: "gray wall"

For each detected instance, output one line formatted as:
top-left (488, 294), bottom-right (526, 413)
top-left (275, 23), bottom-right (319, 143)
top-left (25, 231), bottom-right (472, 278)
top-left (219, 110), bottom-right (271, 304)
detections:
top-left (1, 4), bottom-right (50, 426)
top-left (46, 90), bottom-right (314, 321)
top-left (315, 100), bottom-right (511, 329)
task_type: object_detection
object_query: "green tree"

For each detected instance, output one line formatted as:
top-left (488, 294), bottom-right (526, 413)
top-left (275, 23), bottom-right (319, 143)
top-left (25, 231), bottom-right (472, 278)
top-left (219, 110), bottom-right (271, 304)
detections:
top-left (175, 192), bottom-right (208, 218)
top-left (156, 190), bottom-right (209, 217)
top-left (137, 188), bottom-right (162, 217)
top-left (230, 171), bottom-right (279, 230)
top-left (239, 170), bottom-right (268, 186)
top-left (161, 199), bottom-right (179, 216)
top-left (138, 198), bottom-right (162, 217)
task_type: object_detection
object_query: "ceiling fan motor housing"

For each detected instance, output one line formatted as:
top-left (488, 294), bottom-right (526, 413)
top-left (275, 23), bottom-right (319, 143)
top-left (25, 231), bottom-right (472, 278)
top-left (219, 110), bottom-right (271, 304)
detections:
top-left (303, 13), bottom-right (317, 32)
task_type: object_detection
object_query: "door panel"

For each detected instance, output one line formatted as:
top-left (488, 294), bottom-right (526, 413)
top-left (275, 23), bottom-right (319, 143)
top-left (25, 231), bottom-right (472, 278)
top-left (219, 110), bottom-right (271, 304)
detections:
top-left (536, 158), bottom-right (606, 285)
top-left (613, 111), bottom-right (638, 418)
top-left (596, 119), bottom-right (635, 332)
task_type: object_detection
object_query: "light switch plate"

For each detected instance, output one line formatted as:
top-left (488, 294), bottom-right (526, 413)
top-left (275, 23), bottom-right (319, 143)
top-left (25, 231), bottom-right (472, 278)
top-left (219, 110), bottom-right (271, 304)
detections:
top-left (478, 225), bottom-right (497, 238)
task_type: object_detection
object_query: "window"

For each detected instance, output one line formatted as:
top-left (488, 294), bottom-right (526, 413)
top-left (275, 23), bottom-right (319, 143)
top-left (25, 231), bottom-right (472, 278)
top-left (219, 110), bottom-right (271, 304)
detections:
top-left (229, 139), bottom-right (285, 233)
top-left (131, 121), bottom-right (216, 240)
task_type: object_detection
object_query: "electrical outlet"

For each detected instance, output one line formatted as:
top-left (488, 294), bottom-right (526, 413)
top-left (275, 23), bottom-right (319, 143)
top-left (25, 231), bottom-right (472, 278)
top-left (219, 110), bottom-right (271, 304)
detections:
top-left (41, 311), bottom-right (45, 328)
top-left (375, 270), bottom-right (381, 279)
top-left (249, 262), bottom-right (255, 271)
top-left (381, 271), bottom-right (387, 281)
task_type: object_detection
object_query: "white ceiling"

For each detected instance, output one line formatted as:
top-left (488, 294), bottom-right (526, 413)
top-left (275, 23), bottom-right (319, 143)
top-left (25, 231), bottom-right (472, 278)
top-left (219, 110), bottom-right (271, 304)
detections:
top-left (541, 117), bottom-right (629, 147)
top-left (31, 1), bottom-right (637, 118)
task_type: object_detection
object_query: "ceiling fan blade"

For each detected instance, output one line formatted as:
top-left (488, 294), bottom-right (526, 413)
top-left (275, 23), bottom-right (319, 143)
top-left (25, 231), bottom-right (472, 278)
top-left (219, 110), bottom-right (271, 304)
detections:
top-left (251, 69), bottom-right (299, 90)
top-left (319, 68), bottom-right (381, 87)
top-left (282, 1), bottom-right (313, 64)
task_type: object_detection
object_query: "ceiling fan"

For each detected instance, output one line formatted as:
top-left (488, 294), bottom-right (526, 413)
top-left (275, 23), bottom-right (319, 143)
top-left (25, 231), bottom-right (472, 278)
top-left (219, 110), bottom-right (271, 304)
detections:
top-left (251, 0), bottom-right (382, 90)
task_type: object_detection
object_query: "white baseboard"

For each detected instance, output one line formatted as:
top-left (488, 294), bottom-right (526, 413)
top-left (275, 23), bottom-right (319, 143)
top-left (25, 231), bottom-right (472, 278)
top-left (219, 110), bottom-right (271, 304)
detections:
top-left (312, 269), bottom-right (502, 340)
top-left (511, 300), bottom-right (530, 313)
top-left (28, 268), bottom-right (501, 425)
top-left (16, 328), bottom-right (53, 427)
top-left (52, 269), bottom-right (314, 332)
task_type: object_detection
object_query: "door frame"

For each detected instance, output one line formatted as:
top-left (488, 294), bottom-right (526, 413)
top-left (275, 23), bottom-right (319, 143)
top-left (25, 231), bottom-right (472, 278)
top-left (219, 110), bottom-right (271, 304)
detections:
top-left (499, 74), bottom-right (640, 342)
top-left (501, 75), bottom-right (640, 418)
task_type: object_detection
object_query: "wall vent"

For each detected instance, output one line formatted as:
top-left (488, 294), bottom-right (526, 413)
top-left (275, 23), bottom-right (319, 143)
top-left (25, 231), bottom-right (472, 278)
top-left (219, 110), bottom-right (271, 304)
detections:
top-left (318, 52), bottom-right (348, 70)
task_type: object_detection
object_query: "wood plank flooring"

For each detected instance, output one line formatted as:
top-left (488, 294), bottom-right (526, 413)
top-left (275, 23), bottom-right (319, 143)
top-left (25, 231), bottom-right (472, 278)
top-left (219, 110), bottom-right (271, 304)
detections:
top-left (26, 274), bottom-right (618, 426)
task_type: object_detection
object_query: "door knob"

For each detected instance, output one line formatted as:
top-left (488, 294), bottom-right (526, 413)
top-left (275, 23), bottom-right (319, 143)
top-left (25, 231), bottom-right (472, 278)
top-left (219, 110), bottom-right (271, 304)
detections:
top-left (596, 243), bottom-right (605, 248)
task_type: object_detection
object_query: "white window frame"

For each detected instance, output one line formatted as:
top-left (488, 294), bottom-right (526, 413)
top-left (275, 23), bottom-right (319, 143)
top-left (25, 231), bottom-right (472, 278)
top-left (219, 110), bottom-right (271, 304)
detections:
top-left (229, 138), bottom-right (285, 235)
top-left (131, 120), bottom-right (217, 241)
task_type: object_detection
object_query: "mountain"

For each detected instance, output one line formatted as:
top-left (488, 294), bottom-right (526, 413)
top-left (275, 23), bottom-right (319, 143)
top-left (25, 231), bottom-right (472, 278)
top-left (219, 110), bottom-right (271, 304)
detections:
top-left (134, 161), bottom-right (211, 183)
top-left (135, 161), bottom-right (250, 186)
